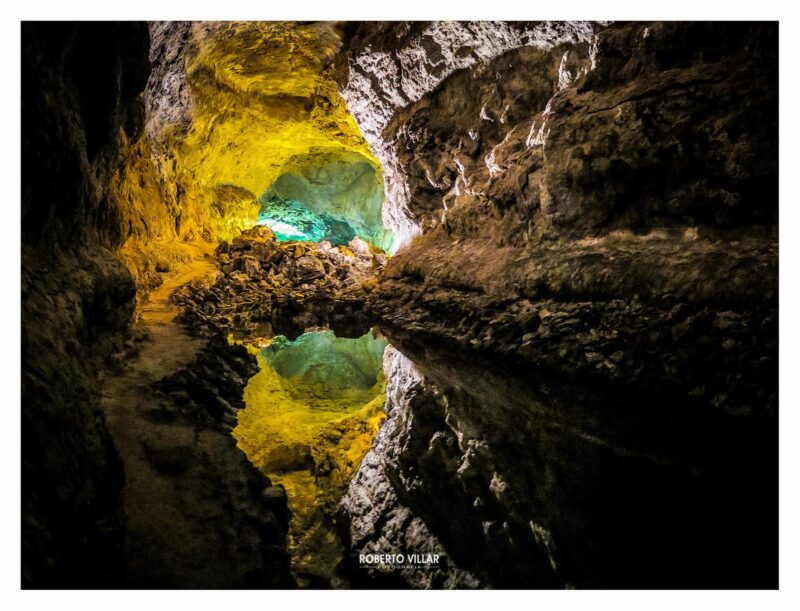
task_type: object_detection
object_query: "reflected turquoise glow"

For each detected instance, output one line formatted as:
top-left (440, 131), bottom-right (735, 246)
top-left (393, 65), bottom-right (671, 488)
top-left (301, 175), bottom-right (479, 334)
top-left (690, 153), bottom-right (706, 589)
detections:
top-left (263, 330), bottom-right (388, 394)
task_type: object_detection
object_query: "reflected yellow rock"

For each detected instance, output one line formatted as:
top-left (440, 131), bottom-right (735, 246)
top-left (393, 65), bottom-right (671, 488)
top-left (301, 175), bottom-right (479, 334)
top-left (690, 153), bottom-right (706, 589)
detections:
top-left (234, 331), bottom-right (387, 584)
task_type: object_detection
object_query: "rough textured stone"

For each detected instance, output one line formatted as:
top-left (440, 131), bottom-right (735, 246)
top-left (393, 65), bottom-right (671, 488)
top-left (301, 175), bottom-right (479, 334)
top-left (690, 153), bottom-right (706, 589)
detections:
top-left (346, 334), bottom-right (776, 588)
top-left (22, 20), bottom-right (779, 590)
top-left (333, 20), bottom-right (778, 589)
top-left (22, 21), bottom-right (150, 587)
top-left (339, 348), bottom-right (481, 588)
top-left (21, 22), bottom-right (296, 589)
top-left (335, 21), bottom-right (600, 248)
top-left (129, 338), bottom-right (295, 588)
top-left (174, 225), bottom-right (385, 340)
top-left (234, 331), bottom-right (388, 587)
top-left (336, 20), bottom-right (778, 420)
top-left (111, 21), bottom-right (394, 292)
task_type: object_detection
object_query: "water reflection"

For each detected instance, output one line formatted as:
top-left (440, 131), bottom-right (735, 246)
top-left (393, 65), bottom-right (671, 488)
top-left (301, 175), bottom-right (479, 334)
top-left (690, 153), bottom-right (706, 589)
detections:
top-left (234, 329), bottom-right (387, 586)
top-left (340, 329), bottom-right (777, 588)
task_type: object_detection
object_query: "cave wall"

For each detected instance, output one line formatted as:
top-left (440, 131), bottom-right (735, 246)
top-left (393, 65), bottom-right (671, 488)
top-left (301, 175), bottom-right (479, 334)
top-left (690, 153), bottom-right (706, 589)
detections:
top-left (340, 348), bottom-right (483, 589)
top-left (21, 20), bottom-right (778, 589)
top-left (339, 20), bottom-right (778, 419)
top-left (21, 21), bottom-right (151, 587)
top-left (20, 21), bottom-right (302, 588)
top-left (110, 21), bottom-right (258, 294)
top-left (178, 22), bottom-right (377, 197)
top-left (338, 21), bottom-right (778, 588)
top-left (345, 330), bottom-right (776, 588)
top-left (335, 20), bottom-right (599, 249)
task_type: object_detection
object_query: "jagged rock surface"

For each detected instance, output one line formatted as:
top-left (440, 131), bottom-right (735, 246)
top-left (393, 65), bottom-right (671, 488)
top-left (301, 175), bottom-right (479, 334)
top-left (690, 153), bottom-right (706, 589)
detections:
top-left (345, 332), bottom-right (775, 588)
top-left (174, 226), bottom-right (385, 340)
top-left (358, 20), bottom-right (778, 418)
top-left (22, 20), bottom-right (779, 590)
top-left (336, 21), bottom-right (599, 248)
top-left (122, 338), bottom-right (295, 588)
top-left (113, 21), bottom-right (394, 291)
top-left (339, 348), bottom-right (481, 589)
top-left (152, 338), bottom-right (260, 429)
top-left (21, 22), bottom-right (150, 587)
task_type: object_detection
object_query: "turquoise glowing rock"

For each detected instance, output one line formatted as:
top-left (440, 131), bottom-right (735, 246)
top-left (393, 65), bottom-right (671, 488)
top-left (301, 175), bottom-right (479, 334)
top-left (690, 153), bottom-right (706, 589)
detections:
top-left (257, 196), bottom-right (359, 246)
top-left (260, 153), bottom-right (395, 251)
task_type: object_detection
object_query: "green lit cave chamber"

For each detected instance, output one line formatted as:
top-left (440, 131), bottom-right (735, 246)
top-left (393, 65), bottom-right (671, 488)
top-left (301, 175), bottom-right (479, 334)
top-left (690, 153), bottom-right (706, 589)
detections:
top-left (257, 152), bottom-right (394, 252)
top-left (263, 330), bottom-right (388, 399)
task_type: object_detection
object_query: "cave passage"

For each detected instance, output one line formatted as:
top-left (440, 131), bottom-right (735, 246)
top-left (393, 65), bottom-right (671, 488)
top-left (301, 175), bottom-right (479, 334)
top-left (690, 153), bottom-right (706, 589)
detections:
top-left (20, 20), bottom-right (778, 591)
top-left (233, 329), bottom-right (388, 585)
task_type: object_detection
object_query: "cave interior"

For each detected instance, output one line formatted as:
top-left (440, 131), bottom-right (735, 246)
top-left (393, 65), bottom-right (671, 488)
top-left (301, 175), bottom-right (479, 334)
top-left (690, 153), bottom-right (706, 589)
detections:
top-left (20, 20), bottom-right (778, 590)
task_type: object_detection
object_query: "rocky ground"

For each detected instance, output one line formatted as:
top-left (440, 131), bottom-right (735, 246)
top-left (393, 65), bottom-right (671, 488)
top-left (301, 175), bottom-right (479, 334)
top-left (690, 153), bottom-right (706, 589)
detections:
top-left (173, 225), bottom-right (386, 340)
top-left (371, 228), bottom-right (777, 420)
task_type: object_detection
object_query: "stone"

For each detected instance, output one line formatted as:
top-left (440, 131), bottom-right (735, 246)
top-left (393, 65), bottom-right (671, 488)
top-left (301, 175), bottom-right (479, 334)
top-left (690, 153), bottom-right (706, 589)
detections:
top-left (348, 236), bottom-right (373, 256)
top-left (174, 227), bottom-right (383, 340)
top-left (334, 21), bottom-right (777, 589)
top-left (240, 255), bottom-right (261, 277)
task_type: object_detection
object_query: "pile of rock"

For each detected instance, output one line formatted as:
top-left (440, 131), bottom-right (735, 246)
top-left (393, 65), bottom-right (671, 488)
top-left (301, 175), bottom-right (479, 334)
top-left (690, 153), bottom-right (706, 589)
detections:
top-left (174, 225), bottom-right (386, 340)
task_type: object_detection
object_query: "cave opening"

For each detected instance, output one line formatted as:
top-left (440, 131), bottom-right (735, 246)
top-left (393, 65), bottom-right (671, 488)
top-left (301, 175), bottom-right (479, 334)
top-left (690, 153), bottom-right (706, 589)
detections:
top-left (192, 33), bottom-right (397, 581)
top-left (257, 196), bottom-right (353, 244)
top-left (256, 152), bottom-right (394, 252)
top-left (108, 20), bottom-right (399, 586)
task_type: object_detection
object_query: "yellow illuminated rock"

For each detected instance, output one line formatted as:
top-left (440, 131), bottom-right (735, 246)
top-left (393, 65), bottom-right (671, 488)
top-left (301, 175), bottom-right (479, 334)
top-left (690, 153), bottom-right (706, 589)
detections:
top-left (112, 22), bottom-right (390, 290)
top-left (180, 21), bottom-right (380, 203)
top-left (106, 23), bottom-right (396, 581)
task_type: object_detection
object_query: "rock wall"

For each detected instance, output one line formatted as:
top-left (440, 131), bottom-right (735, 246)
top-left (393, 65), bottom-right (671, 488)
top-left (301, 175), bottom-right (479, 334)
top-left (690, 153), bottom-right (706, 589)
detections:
top-left (234, 331), bottom-right (388, 586)
top-left (339, 348), bottom-right (482, 589)
top-left (345, 332), bottom-right (776, 588)
top-left (22, 22), bottom-right (150, 586)
top-left (336, 20), bottom-right (778, 418)
top-left (111, 21), bottom-right (256, 295)
top-left (21, 22), bottom-right (295, 588)
top-left (112, 21), bottom-right (394, 294)
top-left (338, 21), bottom-right (778, 588)
top-left (22, 20), bottom-right (779, 589)
top-left (131, 339), bottom-right (294, 588)
top-left (335, 20), bottom-right (598, 249)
